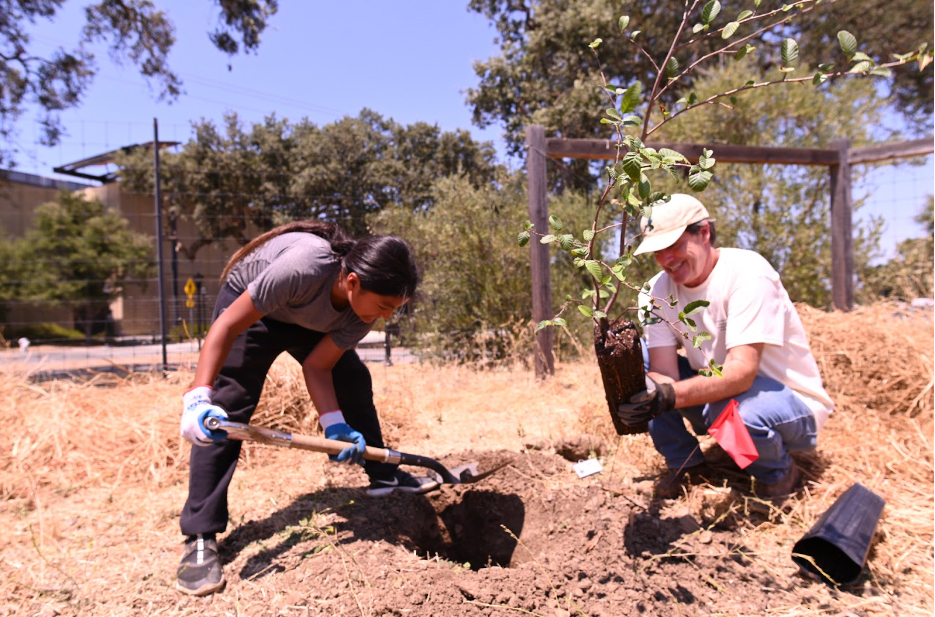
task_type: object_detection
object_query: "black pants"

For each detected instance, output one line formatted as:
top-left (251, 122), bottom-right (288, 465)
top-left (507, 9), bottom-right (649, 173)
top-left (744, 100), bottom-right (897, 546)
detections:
top-left (180, 284), bottom-right (396, 536)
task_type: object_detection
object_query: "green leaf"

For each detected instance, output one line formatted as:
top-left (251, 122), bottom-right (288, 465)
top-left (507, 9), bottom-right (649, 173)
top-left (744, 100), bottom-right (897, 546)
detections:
top-left (536, 320), bottom-right (552, 332)
top-left (665, 57), bottom-right (679, 77)
top-left (589, 38), bottom-right (602, 49)
top-left (837, 30), bottom-right (857, 57)
top-left (678, 314), bottom-right (698, 331)
top-left (754, 0), bottom-right (762, 6)
top-left (708, 359), bottom-right (724, 377)
top-left (658, 148), bottom-right (687, 162)
top-left (682, 299), bottom-right (709, 315)
top-left (849, 60), bottom-right (872, 73)
top-left (701, 0), bottom-right (721, 24)
top-left (812, 73), bottom-right (828, 85)
top-left (553, 317), bottom-right (567, 327)
top-left (548, 215), bottom-right (563, 230)
top-left (692, 332), bottom-right (712, 348)
top-left (688, 169), bottom-right (713, 191)
top-left (638, 178), bottom-right (651, 198)
top-left (692, 23), bottom-right (705, 34)
top-left (593, 310), bottom-right (607, 319)
top-left (620, 82), bottom-right (643, 113)
top-left (605, 108), bottom-right (621, 120)
top-left (618, 15), bottom-right (630, 31)
top-left (578, 304), bottom-right (593, 317)
top-left (781, 38), bottom-right (799, 66)
top-left (687, 92), bottom-right (697, 105)
top-left (818, 63), bottom-right (835, 72)
top-left (517, 231), bottom-right (530, 247)
top-left (851, 51), bottom-right (874, 63)
top-left (734, 43), bottom-right (755, 61)
top-left (585, 260), bottom-right (603, 280)
top-left (631, 30), bottom-right (641, 38)
top-left (540, 234), bottom-right (556, 244)
top-left (737, 10), bottom-right (753, 19)
top-left (524, 219), bottom-right (534, 231)
top-left (583, 229), bottom-right (595, 241)
top-left (621, 151), bottom-right (643, 180)
top-left (729, 95), bottom-right (737, 105)
top-left (559, 234), bottom-right (574, 251)
top-left (722, 21), bottom-right (739, 39)
top-left (870, 66), bottom-right (892, 77)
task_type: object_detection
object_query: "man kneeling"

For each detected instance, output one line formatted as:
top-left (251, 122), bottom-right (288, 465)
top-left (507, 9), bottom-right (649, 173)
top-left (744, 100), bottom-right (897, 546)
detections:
top-left (619, 194), bottom-right (833, 499)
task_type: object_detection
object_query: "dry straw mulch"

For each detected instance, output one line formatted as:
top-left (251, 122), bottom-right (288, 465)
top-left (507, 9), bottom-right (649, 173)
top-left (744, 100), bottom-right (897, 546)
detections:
top-left (0, 301), bottom-right (931, 616)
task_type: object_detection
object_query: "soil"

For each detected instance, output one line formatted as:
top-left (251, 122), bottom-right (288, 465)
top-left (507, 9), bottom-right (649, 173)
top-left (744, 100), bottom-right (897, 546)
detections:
top-left (164, 448), bottom-right (856, 617)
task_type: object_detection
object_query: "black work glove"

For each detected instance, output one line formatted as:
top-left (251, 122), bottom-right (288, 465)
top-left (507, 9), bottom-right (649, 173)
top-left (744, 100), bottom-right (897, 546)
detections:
top-left (617, 376), bottom-right (676, 426)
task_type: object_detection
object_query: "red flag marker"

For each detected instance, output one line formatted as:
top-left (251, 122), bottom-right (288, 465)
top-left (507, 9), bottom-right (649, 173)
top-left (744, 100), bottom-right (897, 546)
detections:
top-left (708, 399), bottom-right (759, 469)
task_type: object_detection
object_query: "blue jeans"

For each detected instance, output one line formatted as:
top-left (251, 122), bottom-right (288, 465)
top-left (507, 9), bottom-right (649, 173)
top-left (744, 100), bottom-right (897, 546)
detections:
top-left (646, 353), bottom-right (817, 484)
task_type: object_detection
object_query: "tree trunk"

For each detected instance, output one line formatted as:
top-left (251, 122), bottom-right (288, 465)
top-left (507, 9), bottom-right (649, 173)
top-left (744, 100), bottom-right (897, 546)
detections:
top-left (593, 318), bottom-right (649, 435)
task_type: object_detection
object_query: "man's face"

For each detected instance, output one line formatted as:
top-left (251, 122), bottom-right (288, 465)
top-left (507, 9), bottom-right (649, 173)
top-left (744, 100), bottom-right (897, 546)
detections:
top-left (652, 224), bottom-right (714, 287)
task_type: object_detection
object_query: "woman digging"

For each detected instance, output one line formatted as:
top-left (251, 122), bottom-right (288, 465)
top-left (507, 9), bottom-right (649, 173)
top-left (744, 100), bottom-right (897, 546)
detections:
top-left (176, 221), bottom-right (438, 596)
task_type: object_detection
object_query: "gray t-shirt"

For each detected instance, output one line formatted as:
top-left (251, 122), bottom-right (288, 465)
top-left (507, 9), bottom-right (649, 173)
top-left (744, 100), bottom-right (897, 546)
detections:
top-left (224, 232), bottom-right (372, 349)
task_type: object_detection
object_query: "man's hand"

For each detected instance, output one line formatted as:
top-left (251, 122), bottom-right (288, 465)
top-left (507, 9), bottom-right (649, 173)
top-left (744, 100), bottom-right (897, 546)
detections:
top-left (181, 386), bottom-right (229, 446)
top-left (617, 376), bottom-right (676, 426)
top-left (320, 411), bottom-right (366, 465)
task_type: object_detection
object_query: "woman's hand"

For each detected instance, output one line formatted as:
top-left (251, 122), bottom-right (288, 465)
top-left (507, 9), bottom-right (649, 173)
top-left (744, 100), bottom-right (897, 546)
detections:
top-left (319, 410), bottom-right (366, 464)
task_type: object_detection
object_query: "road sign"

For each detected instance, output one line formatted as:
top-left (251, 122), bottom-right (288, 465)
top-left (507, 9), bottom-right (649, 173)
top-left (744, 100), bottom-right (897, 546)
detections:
top-left (186, 299), bottom-right (195, 308)
top-left (184, 277), bottom-right (196, 298)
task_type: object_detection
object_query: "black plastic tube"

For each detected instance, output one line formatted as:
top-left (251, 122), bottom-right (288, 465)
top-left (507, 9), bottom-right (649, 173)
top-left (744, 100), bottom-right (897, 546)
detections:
top-left (792, 482), bottom-right (885, 586)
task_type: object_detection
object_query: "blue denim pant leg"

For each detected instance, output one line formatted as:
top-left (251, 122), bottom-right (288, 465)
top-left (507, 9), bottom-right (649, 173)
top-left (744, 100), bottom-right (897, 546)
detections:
top-left (647, 353), bottom-right (818, 484)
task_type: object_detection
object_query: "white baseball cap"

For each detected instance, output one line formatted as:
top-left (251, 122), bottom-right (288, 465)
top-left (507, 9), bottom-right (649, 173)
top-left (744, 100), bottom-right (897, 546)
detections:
top-left (633, 194), bottom-right (710, 255)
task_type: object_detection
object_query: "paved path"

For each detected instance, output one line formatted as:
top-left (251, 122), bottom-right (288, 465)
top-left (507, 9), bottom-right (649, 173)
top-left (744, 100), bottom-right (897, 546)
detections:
top-left (0, 339), bottom-right (416, 378)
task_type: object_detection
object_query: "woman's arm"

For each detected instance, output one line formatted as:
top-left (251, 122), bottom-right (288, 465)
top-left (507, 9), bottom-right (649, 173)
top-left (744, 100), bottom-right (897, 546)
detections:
top-left (301, 334), bottom-right (346, 416)
top-left (192, 291), bottom-right (264, 389)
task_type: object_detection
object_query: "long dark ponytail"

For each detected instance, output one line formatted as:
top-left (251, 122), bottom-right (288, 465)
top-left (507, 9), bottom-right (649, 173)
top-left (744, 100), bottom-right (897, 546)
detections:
top-left (220, 221), bottom-right (420, 299)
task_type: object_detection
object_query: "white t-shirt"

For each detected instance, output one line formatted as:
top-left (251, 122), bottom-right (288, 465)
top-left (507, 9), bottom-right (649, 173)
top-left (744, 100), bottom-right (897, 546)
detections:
top-left (640, 248), bottom-right (833, 430)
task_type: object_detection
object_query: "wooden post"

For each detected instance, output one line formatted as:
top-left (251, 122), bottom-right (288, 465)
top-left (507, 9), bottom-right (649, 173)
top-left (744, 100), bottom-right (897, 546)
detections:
top-left (829, 139), bottom-right (854, 312)
top-left (527, 125), bottom-right (554, 377)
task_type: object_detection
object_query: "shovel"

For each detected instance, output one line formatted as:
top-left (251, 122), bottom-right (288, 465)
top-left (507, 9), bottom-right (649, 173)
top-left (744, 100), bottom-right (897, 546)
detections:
top-left (203, 416), bottom-right (505, 485)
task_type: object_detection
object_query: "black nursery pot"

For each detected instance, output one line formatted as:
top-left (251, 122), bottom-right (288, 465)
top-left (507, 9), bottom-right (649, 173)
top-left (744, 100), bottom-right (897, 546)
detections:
top-left (792, 483), bottom-right (885, 586)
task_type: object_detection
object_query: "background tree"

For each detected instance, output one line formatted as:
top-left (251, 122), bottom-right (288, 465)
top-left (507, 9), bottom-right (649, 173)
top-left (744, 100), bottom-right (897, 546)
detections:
top-left (0, 0), bottom-right (278, 167)
top-left (14, 191), bottom-right (154, 336)
top-left (117, 109), bottom-right (500, 258)
top-left (371, 173), bottom-right (608, 363)
top-left (467, 0), bottom-right (934, 172)
top-left (860, 197), bottom-right (934, 301)
top-left (794, 0), bottom-right (933, 130)
top-left (0, 223), bottom-right (24, 324)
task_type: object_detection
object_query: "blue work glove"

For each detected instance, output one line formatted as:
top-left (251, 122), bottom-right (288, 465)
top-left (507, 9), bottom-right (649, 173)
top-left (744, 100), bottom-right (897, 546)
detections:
top-left (617, 376), bottom-right (676, 426)
top-left (320, 410), bottom-right (366, 465)
top-left (181, 386), bottom-right (229, 446)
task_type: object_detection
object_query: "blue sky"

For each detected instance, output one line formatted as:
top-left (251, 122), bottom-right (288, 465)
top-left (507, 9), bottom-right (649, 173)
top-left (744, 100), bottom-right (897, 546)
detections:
top-left (12, 1), bottom-right (934, 258)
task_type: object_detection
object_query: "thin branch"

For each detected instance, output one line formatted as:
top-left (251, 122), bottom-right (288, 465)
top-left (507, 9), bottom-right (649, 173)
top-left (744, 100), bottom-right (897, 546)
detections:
top-left (643, 0), bottom-right (700, 137)
top-left (646, 57), bottom-right (916, 137)
top-left (655, 0), bottom-right (819, 105)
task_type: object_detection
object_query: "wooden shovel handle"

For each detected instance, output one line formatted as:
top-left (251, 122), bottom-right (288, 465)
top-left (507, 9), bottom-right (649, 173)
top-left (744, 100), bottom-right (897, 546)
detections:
top-left (204, 418), bottom-right (401, 464)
